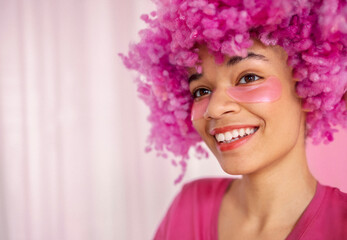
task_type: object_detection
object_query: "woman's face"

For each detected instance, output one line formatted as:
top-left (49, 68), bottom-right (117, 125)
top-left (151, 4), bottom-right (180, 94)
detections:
top-left (189, 40), bottom-right (306, 175)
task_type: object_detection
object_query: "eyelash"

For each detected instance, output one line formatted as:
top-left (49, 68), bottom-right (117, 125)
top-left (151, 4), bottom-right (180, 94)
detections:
top-left (191, 73), bottom-right (263, 99)
top-left (191, 88), bottom-right (211, 99)
top-left (238, 74), bottom-right (262, 85)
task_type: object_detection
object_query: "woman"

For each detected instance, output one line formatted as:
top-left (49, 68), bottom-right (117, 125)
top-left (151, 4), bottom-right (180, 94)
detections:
top-left (121, 0), bottom-right (347, 239)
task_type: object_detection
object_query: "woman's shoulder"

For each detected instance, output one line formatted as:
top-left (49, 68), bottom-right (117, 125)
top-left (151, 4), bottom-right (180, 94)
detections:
top-left (170, 177), bottom-right (233, 211)
top-left (330, 185), bottom-right (347, 200)
top-left (321, 184), bottom-right (347, 213)
top-left (299, 183), bottom-right (347, 239)
top-left (153, 177), bottom-right (233, 240)
top-left (321, 184), bottom-right (347, 208)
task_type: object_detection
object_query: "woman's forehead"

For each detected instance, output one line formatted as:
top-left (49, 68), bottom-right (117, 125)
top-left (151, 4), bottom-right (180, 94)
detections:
top-left (189, 41), bottom-right (288, 75)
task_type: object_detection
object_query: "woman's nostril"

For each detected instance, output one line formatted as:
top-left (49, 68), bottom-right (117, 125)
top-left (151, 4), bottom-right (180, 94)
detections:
top-left (204, 101), bottom-right (241, 120)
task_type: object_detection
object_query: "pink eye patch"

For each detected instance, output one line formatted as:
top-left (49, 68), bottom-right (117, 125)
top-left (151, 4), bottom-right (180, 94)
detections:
top-left (191, 97), bottom-right (209, 121)
top-left (226, 76), bottom-right (282, 103)
top-left (191, 76), bottom-right (282, 121)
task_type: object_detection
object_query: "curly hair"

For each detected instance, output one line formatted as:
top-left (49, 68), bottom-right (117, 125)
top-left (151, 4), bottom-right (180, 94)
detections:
top-left (120, 0), bottom-right (347, 183)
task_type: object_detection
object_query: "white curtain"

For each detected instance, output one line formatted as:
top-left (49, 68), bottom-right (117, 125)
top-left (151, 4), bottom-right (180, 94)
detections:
top-left (0, 0), bottom-right (346, 240)
top-left (0, 1), bottom-right (229, 239)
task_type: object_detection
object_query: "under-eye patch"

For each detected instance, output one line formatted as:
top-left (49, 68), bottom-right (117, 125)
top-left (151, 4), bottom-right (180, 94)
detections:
top-left (191, 76), bottom-right (282, 121)
top-left (226, 76), bottom-right (282, 103)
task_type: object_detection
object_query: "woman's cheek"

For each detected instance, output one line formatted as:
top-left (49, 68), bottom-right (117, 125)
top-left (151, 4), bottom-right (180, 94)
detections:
top-left (226, 76), bottom-right (282, 103)
top-left (191, 97), bottom-right (210, 121)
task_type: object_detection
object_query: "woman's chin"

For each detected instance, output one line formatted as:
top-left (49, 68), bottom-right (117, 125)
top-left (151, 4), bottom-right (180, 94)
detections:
top-left (218, 162), bottom-right (259, 176)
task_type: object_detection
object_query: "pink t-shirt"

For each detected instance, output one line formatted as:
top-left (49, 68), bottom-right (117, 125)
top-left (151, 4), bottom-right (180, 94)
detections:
top-left (154, 178), bottom-right (347, 240)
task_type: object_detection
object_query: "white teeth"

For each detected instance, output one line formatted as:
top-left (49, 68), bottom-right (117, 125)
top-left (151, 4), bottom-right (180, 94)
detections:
top-left (225, 132), bottom-right (232, 141)
top-left (214, 127), bottom-right (258, 143)
top-left (232, 129), bottom-right (239, 138)
top-left (216, 133), bottom-right (225, 142)
top-left (239, 128), bottom-right (245, 137)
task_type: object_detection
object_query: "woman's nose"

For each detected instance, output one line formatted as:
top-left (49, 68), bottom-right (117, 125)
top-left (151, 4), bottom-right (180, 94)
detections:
top-left (203, 88), bottom-right (241, 120)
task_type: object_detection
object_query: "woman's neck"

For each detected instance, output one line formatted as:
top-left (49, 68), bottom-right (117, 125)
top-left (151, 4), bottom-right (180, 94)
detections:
top-left (228, 139), bottom-right (317, 231)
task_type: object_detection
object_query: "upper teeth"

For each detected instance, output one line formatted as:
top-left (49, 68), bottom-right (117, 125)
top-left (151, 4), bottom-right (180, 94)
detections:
top-left (215, 127), bottom-right (257, 143)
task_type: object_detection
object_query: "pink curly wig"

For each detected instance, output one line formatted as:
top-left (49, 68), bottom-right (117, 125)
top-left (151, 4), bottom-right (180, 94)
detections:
top-left (120, 0), bottom-right (347, 183)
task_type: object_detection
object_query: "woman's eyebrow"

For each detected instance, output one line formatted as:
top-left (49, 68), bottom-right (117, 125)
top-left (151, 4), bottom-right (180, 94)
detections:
top-left (227, 52), bottom-right (268, 66)
top-left (188, 73), bottom-right (203, 84)
top-left (188, 52), bottom-right (268, 84)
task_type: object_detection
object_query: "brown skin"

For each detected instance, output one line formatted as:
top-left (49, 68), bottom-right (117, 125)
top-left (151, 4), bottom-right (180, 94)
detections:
top-left (189, 41), bottom-right (317, 239)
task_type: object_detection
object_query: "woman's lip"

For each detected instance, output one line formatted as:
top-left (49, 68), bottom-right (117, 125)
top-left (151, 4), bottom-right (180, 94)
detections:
top-left (217, 129), bottom-right (257, 152)
top-left (210, 125), bottom-right (258, 135)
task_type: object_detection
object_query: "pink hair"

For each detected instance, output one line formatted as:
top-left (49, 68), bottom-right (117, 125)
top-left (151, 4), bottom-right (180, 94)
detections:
top-left (120, 0), bottom-right (347, 183)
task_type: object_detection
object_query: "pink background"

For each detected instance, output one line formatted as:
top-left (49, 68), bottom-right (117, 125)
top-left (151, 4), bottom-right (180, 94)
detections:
top-left (0, 0), bottom-right (345, 239)
top-left (307, 128), bottom-right (347, 192)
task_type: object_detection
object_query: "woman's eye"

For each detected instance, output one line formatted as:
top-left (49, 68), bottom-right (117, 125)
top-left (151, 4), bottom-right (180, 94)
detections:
top-left (238, 74), bottom-right (262, 85)
top-left (192, 88), bottom-right (211, 99)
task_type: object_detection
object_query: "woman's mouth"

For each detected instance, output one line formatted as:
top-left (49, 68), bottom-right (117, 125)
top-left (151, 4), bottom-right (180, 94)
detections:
top-left (213, 127), bottom-right (259, 151)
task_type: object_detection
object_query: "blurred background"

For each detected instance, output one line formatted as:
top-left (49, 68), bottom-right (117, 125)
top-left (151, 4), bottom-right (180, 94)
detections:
top-left (0, 0), bottom-right (346, 239)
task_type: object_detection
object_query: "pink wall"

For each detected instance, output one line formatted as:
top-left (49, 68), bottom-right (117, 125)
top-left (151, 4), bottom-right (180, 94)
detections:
top-left (307, 128), bottom-right (347, 192)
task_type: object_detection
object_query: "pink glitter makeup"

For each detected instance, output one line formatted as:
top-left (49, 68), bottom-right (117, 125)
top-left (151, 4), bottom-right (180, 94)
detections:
top-left (227, 76), bottom-right (282, 103)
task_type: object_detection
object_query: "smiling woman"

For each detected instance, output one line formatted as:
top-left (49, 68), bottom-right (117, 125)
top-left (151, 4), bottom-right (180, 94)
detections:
top-left (121, 0), bottom-right (347, 239)
top-left (188, 42), bottom-right (314, 239)
top-left (190, 41), bottom-right (305, 177)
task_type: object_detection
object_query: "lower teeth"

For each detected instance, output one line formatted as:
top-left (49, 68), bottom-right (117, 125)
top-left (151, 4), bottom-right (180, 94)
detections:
top-left (224, 136), bottom-right (242, 144)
